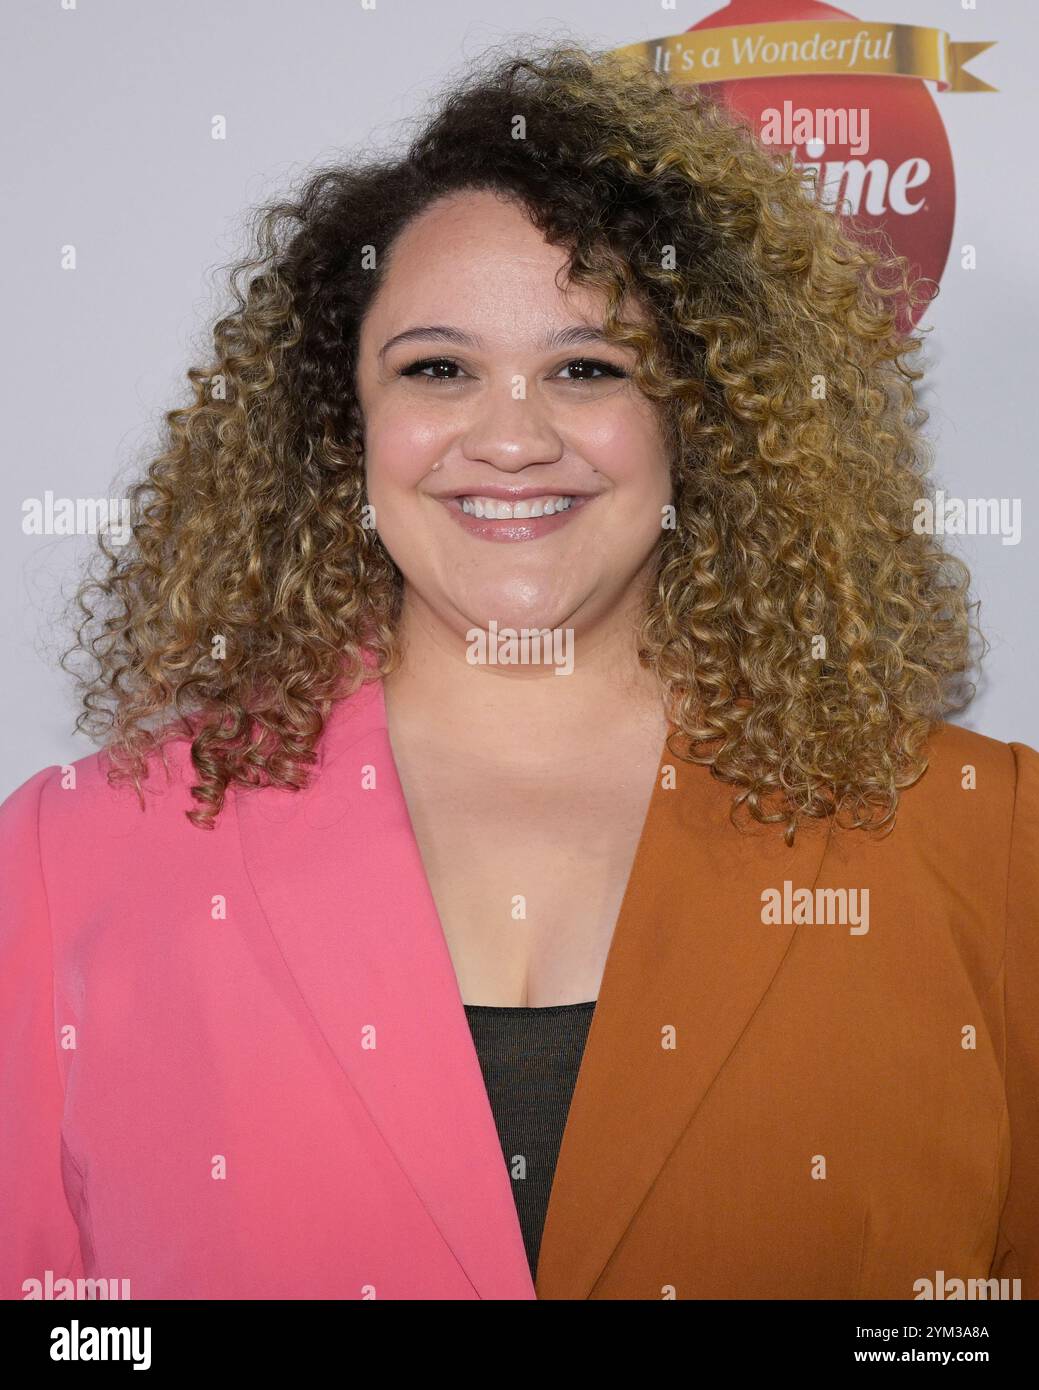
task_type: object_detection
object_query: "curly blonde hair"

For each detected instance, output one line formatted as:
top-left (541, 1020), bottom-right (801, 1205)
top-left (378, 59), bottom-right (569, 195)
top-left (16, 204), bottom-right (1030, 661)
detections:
top-left (62, 40), bottom-right (983, 841)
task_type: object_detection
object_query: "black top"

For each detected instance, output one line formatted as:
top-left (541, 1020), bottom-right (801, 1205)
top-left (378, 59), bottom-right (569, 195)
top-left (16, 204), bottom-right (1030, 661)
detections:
top-left (463, 1000), bottom-right (596, 1284)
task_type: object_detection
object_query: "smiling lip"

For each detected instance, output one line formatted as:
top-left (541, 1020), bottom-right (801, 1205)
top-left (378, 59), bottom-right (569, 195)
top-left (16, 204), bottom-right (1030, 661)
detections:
top-left (435, 488), bottom-right (595, 542)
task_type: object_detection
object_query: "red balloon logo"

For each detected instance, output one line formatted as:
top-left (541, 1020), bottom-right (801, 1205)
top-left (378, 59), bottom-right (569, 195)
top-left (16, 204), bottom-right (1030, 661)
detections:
top-left (684, 0), bottom-right (955, 322)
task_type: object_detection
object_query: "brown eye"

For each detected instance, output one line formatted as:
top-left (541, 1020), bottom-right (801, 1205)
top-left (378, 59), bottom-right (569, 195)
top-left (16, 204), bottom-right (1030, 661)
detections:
top-left (557, 359), bottom-right (627, 381)
top-left (398, 358), bottom-right (465, 380)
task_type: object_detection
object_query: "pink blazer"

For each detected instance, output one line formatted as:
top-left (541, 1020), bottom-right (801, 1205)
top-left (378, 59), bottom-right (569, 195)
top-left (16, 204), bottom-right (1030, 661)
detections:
top-left (1, 674), bottom-right (536, 1299)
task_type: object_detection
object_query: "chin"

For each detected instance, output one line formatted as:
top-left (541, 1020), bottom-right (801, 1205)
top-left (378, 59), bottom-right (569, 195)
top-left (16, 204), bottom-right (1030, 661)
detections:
top-left (456, 592), bottom-right (580, 635)
top-left (445, 570), bottom-right (571, 621)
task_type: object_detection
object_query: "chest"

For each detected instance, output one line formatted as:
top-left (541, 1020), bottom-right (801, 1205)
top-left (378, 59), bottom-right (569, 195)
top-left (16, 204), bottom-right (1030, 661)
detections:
top-left (387, 740), bottom-right (664, 1006)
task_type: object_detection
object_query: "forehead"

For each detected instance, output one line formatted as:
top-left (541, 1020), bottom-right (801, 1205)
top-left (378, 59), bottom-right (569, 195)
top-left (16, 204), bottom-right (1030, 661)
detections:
top-left (383, 188), bottom-right (563, 277)
top-left (358, 190), bottom-right (616, 345)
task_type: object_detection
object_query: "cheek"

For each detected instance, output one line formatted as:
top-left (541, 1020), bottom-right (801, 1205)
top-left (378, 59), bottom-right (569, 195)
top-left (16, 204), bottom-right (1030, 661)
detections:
top-left (363, 401), bottom-right (448, 491)
top-left (574, 400), bottom-right (668, 480)
top-left (587, 417), bottom-right (672, 553)
top-left (580, 418), bottom-right (672, 525)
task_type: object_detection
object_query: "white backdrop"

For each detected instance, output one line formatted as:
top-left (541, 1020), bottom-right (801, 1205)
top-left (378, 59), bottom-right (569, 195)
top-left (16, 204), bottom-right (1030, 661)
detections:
top-left (1, 0), bottom-right (1034, 799)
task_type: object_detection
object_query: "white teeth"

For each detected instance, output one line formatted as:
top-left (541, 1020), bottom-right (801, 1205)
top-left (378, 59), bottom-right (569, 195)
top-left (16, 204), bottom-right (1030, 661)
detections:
top-left (460, 495), bottom-right (575, 519)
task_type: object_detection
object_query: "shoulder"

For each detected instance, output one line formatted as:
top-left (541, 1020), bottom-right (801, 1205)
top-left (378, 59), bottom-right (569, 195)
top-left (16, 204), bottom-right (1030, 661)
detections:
top-left (0, 735), bottom-right (201, 865)
top-left (0, 673), bottom-right (387, 855)
top-left (921, 719), bottom-right (1022, 781)
top-left (855, 721), bottom-right (1038, 908)
top-left (900, 720), bottom-right (1032, 831)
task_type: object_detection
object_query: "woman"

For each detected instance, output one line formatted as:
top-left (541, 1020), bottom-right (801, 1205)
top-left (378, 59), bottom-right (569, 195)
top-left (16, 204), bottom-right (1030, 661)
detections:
top-left (1, 43), bottom-right (1035, 1302)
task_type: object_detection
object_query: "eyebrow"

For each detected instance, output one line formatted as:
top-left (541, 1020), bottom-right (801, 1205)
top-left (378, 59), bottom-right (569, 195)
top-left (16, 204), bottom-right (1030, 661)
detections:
top-left (377, 324), bottom-right (622, 359)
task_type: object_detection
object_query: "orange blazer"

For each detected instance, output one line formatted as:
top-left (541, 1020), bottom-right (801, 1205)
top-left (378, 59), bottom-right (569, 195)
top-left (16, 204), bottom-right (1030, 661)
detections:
top-left (536, 719), bottom-right (1039, 1300)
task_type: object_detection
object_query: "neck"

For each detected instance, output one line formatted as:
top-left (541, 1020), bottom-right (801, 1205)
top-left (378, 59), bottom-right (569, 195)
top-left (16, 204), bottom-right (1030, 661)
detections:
top-left (381, 587), bottom-right (670, 762)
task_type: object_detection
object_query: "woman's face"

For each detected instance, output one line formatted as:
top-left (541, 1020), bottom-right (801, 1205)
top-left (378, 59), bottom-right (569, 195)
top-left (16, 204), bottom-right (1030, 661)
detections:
top-left (355, 189), bottom-right (672, 641)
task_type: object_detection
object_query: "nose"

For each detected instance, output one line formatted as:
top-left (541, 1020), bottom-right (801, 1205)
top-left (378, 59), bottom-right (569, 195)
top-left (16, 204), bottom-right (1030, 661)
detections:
top-left (459, 381), bottom-right (565, 473)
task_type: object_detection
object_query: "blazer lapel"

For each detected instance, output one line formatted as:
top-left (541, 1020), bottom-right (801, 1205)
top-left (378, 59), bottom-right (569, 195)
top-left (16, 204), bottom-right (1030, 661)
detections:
top-left (535, 740), bottom-right (835, 1299)
top-left (237, 663), bottom-right (834, 1301)
top-left (235, 674), bottom-right (536, 1300)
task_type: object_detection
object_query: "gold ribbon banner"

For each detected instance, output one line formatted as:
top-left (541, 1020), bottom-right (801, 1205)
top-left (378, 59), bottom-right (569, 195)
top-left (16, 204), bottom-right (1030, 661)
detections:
top-left (613, 20), bottom-right (996, 93)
